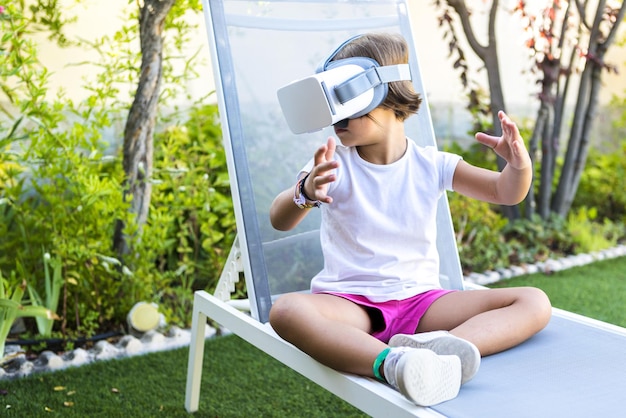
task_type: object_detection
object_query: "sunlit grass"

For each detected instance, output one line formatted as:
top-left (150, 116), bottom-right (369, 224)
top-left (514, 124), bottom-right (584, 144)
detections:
top-left (488, 255), bottom-right (626, 327)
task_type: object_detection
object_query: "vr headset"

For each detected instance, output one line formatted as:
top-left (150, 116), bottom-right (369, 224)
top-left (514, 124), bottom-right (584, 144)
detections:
top-left (277, 35), bottom-right (412, 134)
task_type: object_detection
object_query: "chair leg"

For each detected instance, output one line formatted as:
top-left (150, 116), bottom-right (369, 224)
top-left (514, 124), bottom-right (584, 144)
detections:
top-left (185, 302), bottom-right (208, 413)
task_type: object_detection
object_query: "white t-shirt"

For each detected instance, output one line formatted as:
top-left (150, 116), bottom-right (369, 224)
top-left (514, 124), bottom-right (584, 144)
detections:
top-left (306, 139), bottom-right (462, 302)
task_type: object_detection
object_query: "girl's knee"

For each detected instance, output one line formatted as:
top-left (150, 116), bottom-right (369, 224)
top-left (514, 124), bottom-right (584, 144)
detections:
top-left (269, 294), bottom-right (292, 322)
top-left (520, 287), bottom-right (552, 329)
top-left (269, 293), bottom-right (305, 332)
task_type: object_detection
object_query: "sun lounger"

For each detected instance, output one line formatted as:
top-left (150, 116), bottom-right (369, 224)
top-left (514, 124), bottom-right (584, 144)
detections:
top-left (186, 1), bottom-right (626, 416)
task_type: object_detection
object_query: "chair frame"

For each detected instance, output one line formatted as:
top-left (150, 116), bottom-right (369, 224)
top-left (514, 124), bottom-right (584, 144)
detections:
top-left (185, 1), bottom-right (626, 416)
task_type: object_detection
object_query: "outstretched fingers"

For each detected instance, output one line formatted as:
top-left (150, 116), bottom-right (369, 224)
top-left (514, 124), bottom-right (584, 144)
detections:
top-left (475, 111), bottom-right (529, 169)
top-left (309, 137), bottom-right (338, 204)
top-left (474, 131), bottom-right (500, 149)
top-left (499, 111), bottom-right (529, 169)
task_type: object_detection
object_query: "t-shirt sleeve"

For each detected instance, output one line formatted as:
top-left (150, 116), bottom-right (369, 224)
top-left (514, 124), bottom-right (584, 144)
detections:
top-left (438, 151), bottom-right (463, 191)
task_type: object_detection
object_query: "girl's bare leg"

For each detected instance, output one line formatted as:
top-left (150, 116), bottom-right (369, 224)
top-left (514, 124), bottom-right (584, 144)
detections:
top-left (269, 293), bottom-right (387, 376)
top-left (416, 287), bottom-right (552, 356)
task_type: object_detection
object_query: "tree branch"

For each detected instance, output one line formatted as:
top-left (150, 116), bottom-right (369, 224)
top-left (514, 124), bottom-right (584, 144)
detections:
top-left (446, 0), bottom-right (488, 60)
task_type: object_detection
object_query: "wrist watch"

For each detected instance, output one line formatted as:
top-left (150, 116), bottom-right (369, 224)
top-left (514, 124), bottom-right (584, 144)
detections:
top-left (293, 173), bottom-right (321, 209)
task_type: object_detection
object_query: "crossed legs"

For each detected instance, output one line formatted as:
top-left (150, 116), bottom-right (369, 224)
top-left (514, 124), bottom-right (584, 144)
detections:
top-left (416, 287), bottom-right (552, 356)
top-left (269, 286), bottom-right (552, 377)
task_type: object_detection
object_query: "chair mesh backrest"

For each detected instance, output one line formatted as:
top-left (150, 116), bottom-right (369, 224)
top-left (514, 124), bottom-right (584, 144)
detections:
top-left (203, 0), bottom-right (464, 322)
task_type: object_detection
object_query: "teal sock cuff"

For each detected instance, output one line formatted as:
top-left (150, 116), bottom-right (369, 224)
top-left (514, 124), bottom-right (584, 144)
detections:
top-left (373, 348), bottom-right (391, 382)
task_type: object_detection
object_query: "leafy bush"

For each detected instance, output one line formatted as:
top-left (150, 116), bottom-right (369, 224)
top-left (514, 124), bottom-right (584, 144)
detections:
top-left (574, 141), bottom-right (626, 223)
top-left (503, 213), bottom-right (575, 264)
top-left (448, 192), bottom-right (510, 273)
top-left (566, 207), bottom-right (623, 253)
top-left (0, 103), bottom-right (234, 336)
top-left (0, 3), bottom-right (233, 342)
top-left (137, 104), bottom-right (236, 327)
top-left (0, 3), bottom-right (134, 337)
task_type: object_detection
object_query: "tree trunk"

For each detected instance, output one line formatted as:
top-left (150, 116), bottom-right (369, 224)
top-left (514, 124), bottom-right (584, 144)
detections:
top-left (445, 0), bottom-right (520, 220)
top-left (527, 105), bottom-right (548, 220)
top-left (566, 59), bottom-right (603, 208)
top-left (528, 50), bottom-right (561, 220)
top-left (442, 0), bottom-right (625, 221)
top-left (551, 0), bottom-right (626, 216)
top-left (113, 0), bottom-right (175, 258)
top-left (553, 1), bottom-right (626, 216)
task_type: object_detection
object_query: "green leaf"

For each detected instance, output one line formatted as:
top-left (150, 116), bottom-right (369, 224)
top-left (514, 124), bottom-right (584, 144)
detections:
top-left (0, 299), bottom-right (20, 310)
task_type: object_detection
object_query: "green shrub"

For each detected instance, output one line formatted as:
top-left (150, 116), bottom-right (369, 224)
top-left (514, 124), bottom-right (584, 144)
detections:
top-left (1, 2), bottom-right (136, 337)
top-left (574, 141), bottom-right (626, 223)
top-left (0, 104), bottom-right (234, 335)
top-left (566, 207), bottom-right (623, 253)
top-left (503, 213), bottom-right (576, 264)
top-left (448, 192), bottom-right (510, 273)
top-left (0, 3), bottom-right (233, 339)
top-left (137, 104), bottom-right (236, 327)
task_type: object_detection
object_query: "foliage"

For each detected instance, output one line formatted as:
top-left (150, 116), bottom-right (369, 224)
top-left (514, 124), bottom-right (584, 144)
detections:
top-left (0, 2), bottom-right (134, 338)
top-left (137, 104), bottom-right (236, 327)
top-left (0, 2), bottom-right (233, 344)
top-left (446, 105), bottom-right (626, 271)
top-left (448, 192), bottom-right (509, 274)
top-left (436, 0), bottom-right (626, 221)
top-left (574, 140), bottom-right (626, 223)
top-left (26, 252), bottom-right (64, 337)
top-left (1, 275), bottom-right (58, 360)
top-left (516, 1), bottom-right (626, 219)
top-left (566, 207), bottom-right (623, 254)
top-left (503, 213), bottom-right (575, 265)
top-left (447, 136), bottom-right (626, 274)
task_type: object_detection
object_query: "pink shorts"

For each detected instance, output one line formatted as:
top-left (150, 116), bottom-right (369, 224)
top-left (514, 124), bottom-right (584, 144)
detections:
top-left (327, 289), bottom-right (456, 343)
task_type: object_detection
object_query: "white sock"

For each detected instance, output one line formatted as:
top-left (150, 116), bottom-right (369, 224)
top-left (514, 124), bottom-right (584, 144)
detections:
top-left (383, 347), bottom-right (413, 389)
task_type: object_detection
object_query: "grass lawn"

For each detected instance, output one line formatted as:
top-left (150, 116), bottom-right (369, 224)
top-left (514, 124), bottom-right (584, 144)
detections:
top-left (1, 334), bottom-right (365, 418)
top-left (2, 256), bottom-right (625, 417)
top-left (488, 255), bottom-right (626, 327)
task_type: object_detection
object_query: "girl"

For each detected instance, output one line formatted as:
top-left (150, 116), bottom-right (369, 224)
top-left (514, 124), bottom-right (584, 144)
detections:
top-left (269, 33), bottom-right (551, 407)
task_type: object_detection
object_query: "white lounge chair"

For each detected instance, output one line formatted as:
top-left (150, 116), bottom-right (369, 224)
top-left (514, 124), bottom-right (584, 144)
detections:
top-left (186, 1), bottom-right (626, 416)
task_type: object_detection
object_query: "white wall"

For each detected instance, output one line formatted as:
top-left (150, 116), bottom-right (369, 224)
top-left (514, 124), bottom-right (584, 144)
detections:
top-left (412, 1), bottom-right (626, 109)
top-left (32, 1), bottom-right (626, 115)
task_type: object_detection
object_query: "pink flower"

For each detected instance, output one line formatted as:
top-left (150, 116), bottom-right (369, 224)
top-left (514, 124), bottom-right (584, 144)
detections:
top-left (0, 6), bottom-right (5, 14)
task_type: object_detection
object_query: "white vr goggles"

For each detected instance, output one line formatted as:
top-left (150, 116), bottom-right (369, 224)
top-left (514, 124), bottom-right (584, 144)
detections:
top-left (277, 35), bottom-right (412, 134)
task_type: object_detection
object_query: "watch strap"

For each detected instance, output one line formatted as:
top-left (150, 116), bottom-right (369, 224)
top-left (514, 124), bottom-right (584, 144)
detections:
top-left (293, 173), bottom-right (321, 209)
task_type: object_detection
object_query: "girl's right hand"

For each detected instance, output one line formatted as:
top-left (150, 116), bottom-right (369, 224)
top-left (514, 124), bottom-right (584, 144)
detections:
top-left (304, 137), bottom-right (339, 204)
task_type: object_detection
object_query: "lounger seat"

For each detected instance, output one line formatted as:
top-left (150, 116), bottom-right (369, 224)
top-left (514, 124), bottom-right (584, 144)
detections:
top-left (186, 1), bottom-right (626, 416)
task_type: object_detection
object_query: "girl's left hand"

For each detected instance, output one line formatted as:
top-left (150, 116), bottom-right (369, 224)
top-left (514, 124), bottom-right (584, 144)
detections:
top-left (474, 111), bottom-right (531, 171)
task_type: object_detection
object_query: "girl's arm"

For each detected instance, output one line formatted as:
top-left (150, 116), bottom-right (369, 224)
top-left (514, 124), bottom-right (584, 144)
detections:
top-left (269, 185), bottom-right (311, 231)
top-left (270, 137), bottom-right (338, 231)
top-left (452, 111), bottom-right (532, 206)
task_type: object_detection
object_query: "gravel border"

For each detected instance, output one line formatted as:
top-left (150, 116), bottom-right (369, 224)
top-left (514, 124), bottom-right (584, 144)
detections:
top-left (1, 325), bottom-right (216, 380)
top-left (464, 244), bottom-right (626, 286)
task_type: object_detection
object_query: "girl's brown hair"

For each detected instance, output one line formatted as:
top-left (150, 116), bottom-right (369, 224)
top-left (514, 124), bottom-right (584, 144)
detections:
top-left (331, 33), bottom-right (422, 121)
